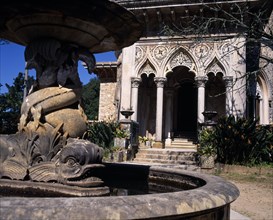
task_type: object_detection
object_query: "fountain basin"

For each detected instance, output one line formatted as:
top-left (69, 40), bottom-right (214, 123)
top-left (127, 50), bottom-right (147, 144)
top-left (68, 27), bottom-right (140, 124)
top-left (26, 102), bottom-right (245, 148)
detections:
top-left (0, 1), bottom-right (142, 52)
top-left (1, 163), bottom-right (239, 220)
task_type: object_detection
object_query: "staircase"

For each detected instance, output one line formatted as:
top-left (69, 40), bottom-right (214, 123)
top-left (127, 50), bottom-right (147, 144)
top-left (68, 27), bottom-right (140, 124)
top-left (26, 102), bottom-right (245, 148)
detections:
top-left (133, 148), bottom-right (197, 167)
top-left (166, 138), bottom-right (197, 151)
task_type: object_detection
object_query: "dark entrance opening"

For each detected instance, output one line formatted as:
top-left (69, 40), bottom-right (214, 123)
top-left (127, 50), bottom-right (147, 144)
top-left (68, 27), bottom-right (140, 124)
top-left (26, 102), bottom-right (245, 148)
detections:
top-left (175, 81), bottom-right (197, 138)
top-left (166, 66), bottom-right (197, 140)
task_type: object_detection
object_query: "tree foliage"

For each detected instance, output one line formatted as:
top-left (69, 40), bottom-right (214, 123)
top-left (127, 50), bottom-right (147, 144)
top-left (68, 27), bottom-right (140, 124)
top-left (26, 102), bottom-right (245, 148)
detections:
top-left (0, 72), bottom-right (34, 134)
top-left (81, 77), bottom-right (100, 120)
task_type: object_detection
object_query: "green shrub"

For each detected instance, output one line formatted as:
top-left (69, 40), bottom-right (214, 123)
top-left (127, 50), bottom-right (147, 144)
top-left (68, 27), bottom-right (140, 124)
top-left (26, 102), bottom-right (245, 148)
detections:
top-left (197, 128), bottom-right (216, 156)
top-left (85, 121), bottom-right (118, 149)
top-left (212, 115), bottom-right (273, 166)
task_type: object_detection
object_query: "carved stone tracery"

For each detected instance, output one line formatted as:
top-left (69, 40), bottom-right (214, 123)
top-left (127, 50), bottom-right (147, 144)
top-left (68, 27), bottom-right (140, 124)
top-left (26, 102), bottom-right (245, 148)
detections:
top-left (140, 60), bottom-right (156, 76)
top-left (170, 51), bottom-right (193, 69)
top-left (206, 58), bottom-right (226, 75)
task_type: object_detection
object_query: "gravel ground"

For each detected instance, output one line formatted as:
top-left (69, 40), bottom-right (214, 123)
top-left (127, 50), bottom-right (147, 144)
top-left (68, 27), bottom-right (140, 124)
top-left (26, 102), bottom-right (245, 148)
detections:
top-left (221, 174), bottom-right (273, 220)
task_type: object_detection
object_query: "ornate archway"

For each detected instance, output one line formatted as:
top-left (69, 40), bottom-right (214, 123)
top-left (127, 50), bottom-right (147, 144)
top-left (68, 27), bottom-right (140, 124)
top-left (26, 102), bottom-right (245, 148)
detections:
top-left (164, 66), bottom-right (197, 139)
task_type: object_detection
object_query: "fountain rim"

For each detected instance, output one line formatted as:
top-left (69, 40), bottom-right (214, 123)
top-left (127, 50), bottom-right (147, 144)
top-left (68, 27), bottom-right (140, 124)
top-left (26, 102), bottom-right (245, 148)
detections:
top-left (1, 164), bottom-right (240, 220)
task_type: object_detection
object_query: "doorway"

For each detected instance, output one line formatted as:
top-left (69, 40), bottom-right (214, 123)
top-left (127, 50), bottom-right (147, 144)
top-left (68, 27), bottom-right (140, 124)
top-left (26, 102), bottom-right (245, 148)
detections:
top-left (176, 81), bottom-right (197, 137)
top-left (165, 66), bottom-right (197, 140)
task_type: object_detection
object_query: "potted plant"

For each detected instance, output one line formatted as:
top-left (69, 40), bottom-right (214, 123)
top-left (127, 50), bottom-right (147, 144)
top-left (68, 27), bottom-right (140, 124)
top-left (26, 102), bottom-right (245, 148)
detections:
top-left (197, 128), bottom-right (217, 169)
top-left (113, 127), bottom-right (130, 148)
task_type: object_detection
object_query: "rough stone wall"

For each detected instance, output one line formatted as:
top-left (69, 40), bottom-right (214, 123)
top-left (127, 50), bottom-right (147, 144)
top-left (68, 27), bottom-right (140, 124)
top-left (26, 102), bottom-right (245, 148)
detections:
top-left (98, 82), bottom-right (117, 121)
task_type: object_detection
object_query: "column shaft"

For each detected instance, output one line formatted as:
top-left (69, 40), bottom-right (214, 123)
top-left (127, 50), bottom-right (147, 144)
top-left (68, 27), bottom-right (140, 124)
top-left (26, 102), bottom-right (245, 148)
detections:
top-left (224, 76), bottom-right (233, 115)
top-left (195, 76), bottom-right (208, 123)
top-left (131, 77), bottom-right (142, 121)
top-left (154, 77), bottom-right (167, 145)
top-left (165, 90), bottom-right (173, 147)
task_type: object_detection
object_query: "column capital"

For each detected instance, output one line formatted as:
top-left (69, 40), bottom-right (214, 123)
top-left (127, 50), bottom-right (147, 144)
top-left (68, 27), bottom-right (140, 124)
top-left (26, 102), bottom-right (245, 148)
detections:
top-left (223, 76), bottom-right (233, 88)
top-left (195, 76), bottom-right (208, 87)
top-left (154, 77), bottom-right (167, 88)
top-left (131, 77), bottom-right (142, 88)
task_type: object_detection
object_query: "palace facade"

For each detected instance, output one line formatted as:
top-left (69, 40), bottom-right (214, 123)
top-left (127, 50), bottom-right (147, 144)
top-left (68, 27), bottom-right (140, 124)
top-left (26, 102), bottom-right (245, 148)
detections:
top-left (94, 0), bottom-right (273, 148)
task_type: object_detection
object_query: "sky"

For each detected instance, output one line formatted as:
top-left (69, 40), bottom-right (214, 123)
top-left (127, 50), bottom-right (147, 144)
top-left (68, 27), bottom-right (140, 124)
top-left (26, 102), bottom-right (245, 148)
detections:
top-left (0, 42), bottom-right (117, 94)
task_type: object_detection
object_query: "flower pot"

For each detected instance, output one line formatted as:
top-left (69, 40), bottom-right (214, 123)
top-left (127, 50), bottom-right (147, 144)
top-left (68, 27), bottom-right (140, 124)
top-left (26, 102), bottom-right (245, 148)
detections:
top-left (200, 155), bottom-right (215, 169)
top-left (114, 138), bottom-right (128, 148)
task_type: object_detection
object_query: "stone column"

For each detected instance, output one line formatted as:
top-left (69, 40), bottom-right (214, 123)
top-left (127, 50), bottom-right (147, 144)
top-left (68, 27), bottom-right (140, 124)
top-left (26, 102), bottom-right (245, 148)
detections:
top-left (165, 90), bottom-right (173, 147)
top-left (154, 77), bottom-right (167, 148)
top-left (130, 77), bottom-right (142, 121)
top-left (195, 76), bottom-right (208, 124)
top-left (223, 76), bottom-right (233, 115)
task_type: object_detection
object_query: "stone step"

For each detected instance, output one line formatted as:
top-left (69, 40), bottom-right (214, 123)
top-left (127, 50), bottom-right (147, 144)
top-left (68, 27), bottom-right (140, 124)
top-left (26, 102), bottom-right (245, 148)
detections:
top-left (134, 148), bottom-right (197, 166)
top-left (168, 143), bottom-right (197, 149)
top-left (168, 138), bottom-right (197, 150)
top-left (171, 142), bottom-right (196, 146)
top-left (133, 158), bottom-right (197, 165)
top-left (135, 153), bottom-right (195, 161)
top-left (137, 149), bottom-right (196, 155)
top-left (172, 139), bottom-right (191, 143)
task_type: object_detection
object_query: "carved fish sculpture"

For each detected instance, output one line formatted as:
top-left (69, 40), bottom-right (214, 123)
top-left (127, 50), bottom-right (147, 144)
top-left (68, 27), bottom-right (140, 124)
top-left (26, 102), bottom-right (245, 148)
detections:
top-left (0, 131), bottom-right (104, 187)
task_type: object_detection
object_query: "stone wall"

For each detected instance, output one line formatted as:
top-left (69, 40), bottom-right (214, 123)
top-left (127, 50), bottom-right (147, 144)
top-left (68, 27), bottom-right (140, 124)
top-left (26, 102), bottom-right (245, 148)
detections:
top-left (98, 82), bottom-right (117, 121)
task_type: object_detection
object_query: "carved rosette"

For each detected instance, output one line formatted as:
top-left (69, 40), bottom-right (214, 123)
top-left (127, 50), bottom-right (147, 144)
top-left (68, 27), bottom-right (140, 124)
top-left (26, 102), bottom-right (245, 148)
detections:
top-left (135, 46), bottom-right (143, 60)
top-left (195, 76), bottom-right (208, 87)
top-left (131, 77), bottom-right (142, 88)
top-left (154, 77), bottom-right (167, 88)
top-left (135, 46), bottom-right (147, 66)
top-left (194, 43), bottom-right (210, 59)
top-left (151, 45), bottom-right (168, 67)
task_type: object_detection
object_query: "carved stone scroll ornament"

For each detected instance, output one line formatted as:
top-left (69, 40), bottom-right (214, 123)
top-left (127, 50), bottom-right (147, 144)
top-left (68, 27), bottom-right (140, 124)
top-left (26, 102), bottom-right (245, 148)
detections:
top-left (0, 38), bottom-right (104, 187)
top-left (0, 128), bottom-right (104, 186)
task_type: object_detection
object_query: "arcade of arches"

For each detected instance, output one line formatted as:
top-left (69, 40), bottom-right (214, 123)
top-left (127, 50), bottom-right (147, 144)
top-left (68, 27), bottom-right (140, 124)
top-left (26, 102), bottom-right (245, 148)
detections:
top-left (95, 38), bottom-right (272, 148)
top-left (134, 65), bottom-right (229, 146)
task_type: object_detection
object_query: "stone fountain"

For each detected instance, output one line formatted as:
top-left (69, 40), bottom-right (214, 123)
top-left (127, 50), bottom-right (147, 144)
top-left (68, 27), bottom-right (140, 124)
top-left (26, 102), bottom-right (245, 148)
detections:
top-left (0, 1), bottom-right (239, 219)
top-left (0, 0), bottom-right (141, 194)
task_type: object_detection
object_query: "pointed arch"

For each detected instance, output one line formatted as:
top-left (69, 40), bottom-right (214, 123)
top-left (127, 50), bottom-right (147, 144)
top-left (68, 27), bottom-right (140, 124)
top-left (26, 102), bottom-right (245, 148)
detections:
top-left (205, 57), bottom-right (226, 75)
top-left (257, 70), bottom-right (271, 124)
top-left (163, 47), bottom-right (198, 76)
top-left (138, 59), bottom-right (157, 77)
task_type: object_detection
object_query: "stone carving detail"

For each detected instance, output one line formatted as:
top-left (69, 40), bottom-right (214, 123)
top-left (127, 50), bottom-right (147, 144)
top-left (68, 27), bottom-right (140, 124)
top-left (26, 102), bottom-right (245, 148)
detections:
top-left (153, 45), bottom-right (168, 60)
top-left (135, 46), bottom-right (147, 67)
top-left (170, 51), bottom-right (193, 70)
top-left (154, 77), bottom-right (167, 88)
top-left (221, 43), bottom-right (232, 55)
top-left (131, 77), bottom-right (142, 88)
top-left (135, 46), bottom-right (144, 61)
top-left (206, 58), bottom-right (225, 75)
top-left (223, 76), bottom-right (233, 88)
top-left (0, 38), bottom-right (104, 186)
top-left (140, 60), bottom-right (156, 76)
top-left (194, 43), bottom-right (210, 59)
top-left (195, 76), bottom-right (208, 87)
top-left (150, 45), bottom-right (169, 67)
